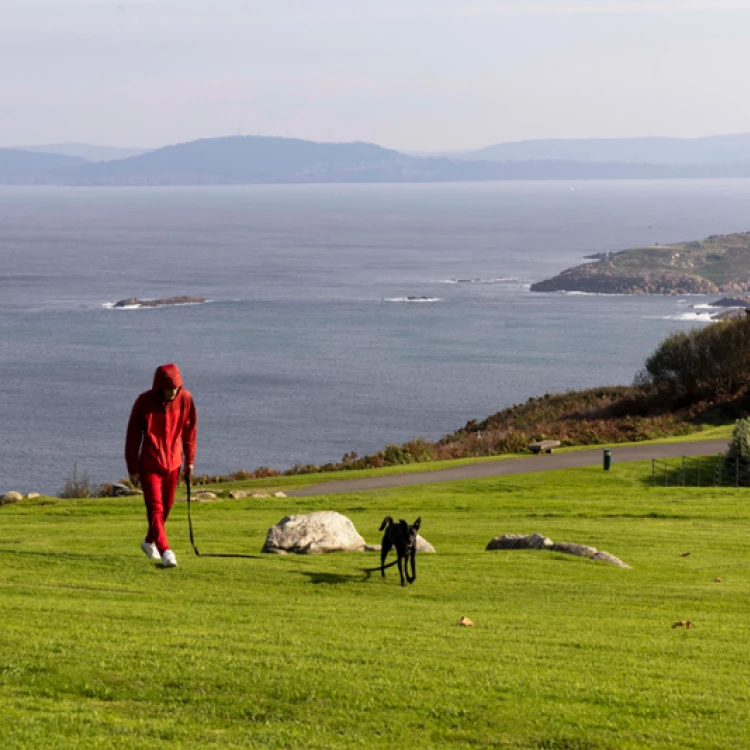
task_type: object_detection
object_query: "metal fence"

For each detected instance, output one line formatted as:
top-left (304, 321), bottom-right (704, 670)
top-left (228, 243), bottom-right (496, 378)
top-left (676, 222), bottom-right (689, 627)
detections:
top-left (651, 455), bottom-right (750, 487)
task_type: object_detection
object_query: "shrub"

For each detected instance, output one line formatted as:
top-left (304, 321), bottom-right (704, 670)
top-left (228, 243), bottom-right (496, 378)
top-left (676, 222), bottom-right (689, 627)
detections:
top-left (727, 418), bottom-right (750, 461)
top-left (59, 463), bottom-right (93, 499)
top-left (639, 316), bottom-right (750, 400)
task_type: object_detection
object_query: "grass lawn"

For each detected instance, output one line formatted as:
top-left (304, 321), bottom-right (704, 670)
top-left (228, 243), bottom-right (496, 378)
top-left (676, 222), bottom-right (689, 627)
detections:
top-left (1, 459), bottom-right (748, 749)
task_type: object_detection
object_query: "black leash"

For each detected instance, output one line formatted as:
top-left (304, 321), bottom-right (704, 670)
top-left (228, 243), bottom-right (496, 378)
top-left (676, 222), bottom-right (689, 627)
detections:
top-left (186, 477), bottom-right (259, 559)
top-left (361, 559), bottom-right (400, 572)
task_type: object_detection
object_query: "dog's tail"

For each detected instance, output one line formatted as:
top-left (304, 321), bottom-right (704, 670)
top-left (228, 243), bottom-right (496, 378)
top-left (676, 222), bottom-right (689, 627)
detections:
top-left (379, 516), bottom-right (394, 532)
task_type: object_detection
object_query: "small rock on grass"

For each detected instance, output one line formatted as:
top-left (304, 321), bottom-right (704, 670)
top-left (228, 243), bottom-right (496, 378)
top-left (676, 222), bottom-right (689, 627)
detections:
top-left (26, 493), bottom-right (40, 499)
top-left (228, 490), bottom-right (248, 499)
top-left (486, 533), bottom-right (552, 551)
top-left (274, 491), bottom-right (287, 498)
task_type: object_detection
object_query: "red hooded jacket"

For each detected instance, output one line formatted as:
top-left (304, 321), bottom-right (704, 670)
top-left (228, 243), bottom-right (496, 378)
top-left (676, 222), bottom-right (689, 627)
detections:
top-left (125, 364), bottom-right (197, 475)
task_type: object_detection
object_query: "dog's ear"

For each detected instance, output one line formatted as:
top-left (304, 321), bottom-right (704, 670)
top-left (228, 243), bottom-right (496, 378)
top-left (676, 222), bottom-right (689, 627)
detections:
top-left (413, 517), bottom-right (421, 531)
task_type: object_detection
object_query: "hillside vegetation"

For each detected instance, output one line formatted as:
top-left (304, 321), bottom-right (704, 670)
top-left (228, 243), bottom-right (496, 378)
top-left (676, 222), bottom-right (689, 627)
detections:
top-left (531, 232), bottom-right (750, 294)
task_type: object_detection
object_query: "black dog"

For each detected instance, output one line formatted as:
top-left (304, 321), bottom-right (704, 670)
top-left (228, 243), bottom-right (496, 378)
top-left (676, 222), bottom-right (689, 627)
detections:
top-left (379, 516), bottom-right (421, 586)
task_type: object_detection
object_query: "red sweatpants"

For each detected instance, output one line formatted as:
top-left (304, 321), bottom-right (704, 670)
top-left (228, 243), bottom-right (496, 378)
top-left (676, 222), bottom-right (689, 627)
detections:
top-left (142, 468), bottom-right (180, 554)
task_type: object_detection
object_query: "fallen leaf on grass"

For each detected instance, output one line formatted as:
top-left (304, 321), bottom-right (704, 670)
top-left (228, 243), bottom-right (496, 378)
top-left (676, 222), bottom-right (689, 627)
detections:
top-left (680, 552), bottom-right (690, 557)
top-left (458, 617), bottom-right (475, 627)
top-left (714, 577), bottom-right (723, 583)
top-left (672, 620), bottom-right (693, 629)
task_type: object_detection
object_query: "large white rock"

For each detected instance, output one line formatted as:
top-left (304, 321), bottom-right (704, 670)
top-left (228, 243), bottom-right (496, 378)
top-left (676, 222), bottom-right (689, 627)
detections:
top-left (0, 491), bottom-right (23, 505)
top-left (262, 511), bottom-right (367, 554)
top-left (416, 535), bottom-right (436, 553)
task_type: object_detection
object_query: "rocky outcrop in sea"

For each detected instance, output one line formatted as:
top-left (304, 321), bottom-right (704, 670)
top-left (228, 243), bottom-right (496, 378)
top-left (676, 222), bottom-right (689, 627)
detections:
top-left (113, 295), bottom-right (206, 308)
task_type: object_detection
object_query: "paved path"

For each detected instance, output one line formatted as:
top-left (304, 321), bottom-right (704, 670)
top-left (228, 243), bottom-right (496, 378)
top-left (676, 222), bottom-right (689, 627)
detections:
top-left (289, 440), bottom-right (729, 496)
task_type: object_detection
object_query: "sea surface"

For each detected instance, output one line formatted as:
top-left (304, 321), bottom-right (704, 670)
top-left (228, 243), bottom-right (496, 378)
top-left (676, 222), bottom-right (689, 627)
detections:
top-left (2, 180), bottom-right (749, 494)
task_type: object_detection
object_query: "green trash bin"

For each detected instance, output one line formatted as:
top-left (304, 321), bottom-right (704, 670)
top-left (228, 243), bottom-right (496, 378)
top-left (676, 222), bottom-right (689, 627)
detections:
top-left (603, 449), bottom-right (612, 471)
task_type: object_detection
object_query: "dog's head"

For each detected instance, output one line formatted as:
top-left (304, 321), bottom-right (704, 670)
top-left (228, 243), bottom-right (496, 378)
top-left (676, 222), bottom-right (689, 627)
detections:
top-left (399, 517), bottom-right (421, 551)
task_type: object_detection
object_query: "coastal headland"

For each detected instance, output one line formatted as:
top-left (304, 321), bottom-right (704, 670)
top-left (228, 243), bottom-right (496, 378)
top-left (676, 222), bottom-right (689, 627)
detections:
top-left (531, 231), bottom-right (750, 294)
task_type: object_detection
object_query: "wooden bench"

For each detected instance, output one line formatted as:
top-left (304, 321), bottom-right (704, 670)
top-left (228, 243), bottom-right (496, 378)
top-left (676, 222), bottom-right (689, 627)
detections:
top-left (528, 440), bottom-right (561, 454)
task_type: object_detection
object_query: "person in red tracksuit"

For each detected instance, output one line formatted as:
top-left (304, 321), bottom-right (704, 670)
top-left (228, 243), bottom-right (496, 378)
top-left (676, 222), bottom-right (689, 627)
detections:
top-left (125, 363), bottom-right (197, 568)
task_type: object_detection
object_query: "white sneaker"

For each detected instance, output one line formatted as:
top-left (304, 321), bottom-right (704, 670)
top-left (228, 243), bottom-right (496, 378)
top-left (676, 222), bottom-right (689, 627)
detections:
top-left (141, 539), bottom-right (161, 560)
top-left (162, 549), bottom-right (177, 568)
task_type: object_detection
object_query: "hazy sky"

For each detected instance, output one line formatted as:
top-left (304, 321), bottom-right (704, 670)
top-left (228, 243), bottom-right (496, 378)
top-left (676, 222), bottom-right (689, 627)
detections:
top-left (3, 0), bottom-right (750, 150)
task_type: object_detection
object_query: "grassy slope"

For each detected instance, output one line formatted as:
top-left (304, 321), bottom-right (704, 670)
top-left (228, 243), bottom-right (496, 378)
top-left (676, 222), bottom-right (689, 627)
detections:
top-left (532, 232), bottom-right (750, 292)
top-left (2, 458), bottom-right (749, 749)
top-left (610, 233), bottom-right (750, 286)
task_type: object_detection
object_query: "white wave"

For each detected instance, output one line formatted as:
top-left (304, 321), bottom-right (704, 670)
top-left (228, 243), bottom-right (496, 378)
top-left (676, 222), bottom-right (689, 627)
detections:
top-left (383, 296), bottom-right (442, 303)
top-left (102, 302), bottom-right (142, 310)
top-left (558, 290), bottom-right (628, 297)
top-left (102, 299), bottom-right (211, 310)
top-left (658, 312), bottom-right (714, 322)
top-left (441, 277), bottom-right (518, 284)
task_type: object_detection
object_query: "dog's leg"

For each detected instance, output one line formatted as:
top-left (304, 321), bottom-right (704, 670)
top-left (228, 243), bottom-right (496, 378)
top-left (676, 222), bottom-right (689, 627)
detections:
top-left (397, 551), bottom-right (406, 586)
top-left (380, 540), bottom-right (390, 578)
top-left (406, 550), bottom-right (416, 583)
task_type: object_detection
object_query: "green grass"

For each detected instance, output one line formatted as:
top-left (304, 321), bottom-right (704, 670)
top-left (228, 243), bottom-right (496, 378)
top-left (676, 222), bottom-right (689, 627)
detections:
top-left (2, 460), bottom-right (749, 749)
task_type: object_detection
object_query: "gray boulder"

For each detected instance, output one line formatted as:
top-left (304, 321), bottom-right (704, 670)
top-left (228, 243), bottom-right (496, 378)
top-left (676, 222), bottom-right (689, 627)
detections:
top-left (486, 533), bottom-right (553, 551)
top-left (551, 541), bottom-right (597, 559)
top-left (487, 532), bottom-right (630, 568)
top-left (592, 551), bottom-right (632, 568)
top-left (262, 511), bottom-right (367, 554)
top-left (112, 483), bottom-right (143, 497)
top-left (0, 491), bottom-right (23, 505)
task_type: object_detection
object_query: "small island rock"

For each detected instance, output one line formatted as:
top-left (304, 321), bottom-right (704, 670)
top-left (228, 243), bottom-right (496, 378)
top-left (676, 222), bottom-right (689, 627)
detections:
top-left (113, 295), bottom-right (206, 308)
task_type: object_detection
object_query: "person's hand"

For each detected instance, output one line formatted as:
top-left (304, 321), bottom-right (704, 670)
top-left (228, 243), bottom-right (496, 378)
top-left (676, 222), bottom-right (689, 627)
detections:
top-left (184, 464), bottom-right (194, 479)
top-left (129, 473), bottom-right (140, 486)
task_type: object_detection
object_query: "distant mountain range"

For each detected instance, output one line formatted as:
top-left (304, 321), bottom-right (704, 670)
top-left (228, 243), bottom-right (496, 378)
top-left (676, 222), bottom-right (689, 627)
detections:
top-left (0, 149), bottom-right (89, 183)
top-left (17, 143), bottom-right (151, 162)
top-left (3, 133), bottom-right (750, 186)
top-left (431, 132), bottom-right (750, 165)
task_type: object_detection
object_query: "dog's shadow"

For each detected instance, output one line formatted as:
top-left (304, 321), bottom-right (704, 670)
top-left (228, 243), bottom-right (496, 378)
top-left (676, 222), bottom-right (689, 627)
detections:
top-left (298, 569), bottom-right (374, 585)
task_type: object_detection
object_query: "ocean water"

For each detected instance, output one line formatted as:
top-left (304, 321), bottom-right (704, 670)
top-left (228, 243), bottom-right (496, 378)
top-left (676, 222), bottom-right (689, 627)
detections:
top-left (2, 180), bottom-right (749, 494)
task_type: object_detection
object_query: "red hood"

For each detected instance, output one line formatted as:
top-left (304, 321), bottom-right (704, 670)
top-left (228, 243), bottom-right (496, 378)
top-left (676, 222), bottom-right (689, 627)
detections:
top-left (152, 363), bottom-right (183, 391)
